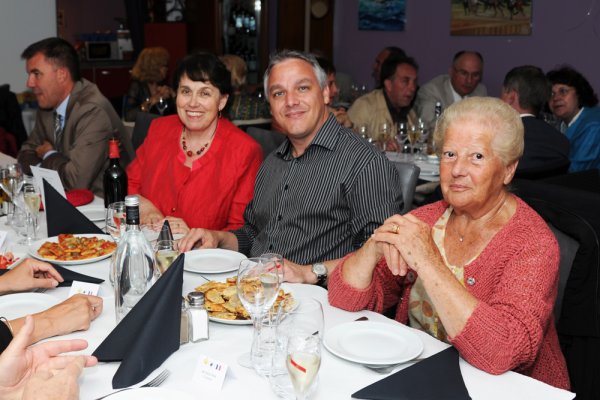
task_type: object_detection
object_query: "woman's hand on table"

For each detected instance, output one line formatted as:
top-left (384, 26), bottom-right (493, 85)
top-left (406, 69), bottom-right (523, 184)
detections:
top-left (138, 195), bottom-right (165, 225)
top-left (0, 315), bottom-right (96, 400)
top-left (371, 214), bottom-right (442, 276)
top-left (0, 259), bottom-right (63, 295)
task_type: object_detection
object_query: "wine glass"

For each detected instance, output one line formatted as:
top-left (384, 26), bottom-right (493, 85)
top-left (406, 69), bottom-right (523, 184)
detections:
top-left (236, 257), bottom-right (283, 375)
top-left (396, 122), bottom-right (409, 160)
top-left (407, 123), bottom-right (421, 160)
top-left (19, 184), bottom-right (41, 245)
top-left (379, 122), bottom-right (391, 152)
top-left (414, 119), bottom-right (429, 161)
top-left (156, 97), bottom-right (168, 116)
top-left (270, 299), bottom-right (324, 400)
top-left (154, 239), bottom-right (179, 275)
top-left (106, 202), bottom-right (126, 242)
top-left (0, 164), bottom-right (24, 226)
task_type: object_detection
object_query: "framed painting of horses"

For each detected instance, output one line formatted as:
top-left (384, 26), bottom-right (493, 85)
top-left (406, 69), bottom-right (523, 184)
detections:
top-left (358, 0), bottom-right (406, 31)
top-left (451, 0), bottom-right (532, 35)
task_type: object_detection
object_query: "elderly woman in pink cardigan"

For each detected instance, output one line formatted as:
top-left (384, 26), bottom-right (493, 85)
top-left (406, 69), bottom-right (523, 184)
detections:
top-left (328, 97), bottom-right (570, 390)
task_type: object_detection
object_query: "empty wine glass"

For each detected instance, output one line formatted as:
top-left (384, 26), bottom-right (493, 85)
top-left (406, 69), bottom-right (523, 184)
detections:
top-left (236, 257), bottom-right (283, 375)
top-left (106, 202), bottom-right (126, 242)
top-left (270, 299), bottom-right (324, 400)
top-left (156, 97), bottom-right (168, 115)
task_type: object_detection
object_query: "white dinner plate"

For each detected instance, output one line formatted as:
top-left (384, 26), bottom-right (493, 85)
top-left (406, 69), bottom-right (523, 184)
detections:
top-left (0, 293), bottom-right (60, 320)
top-left (183, 248), bottom-right (246, 274)
top-left (106, 387), bottom-right (195, 400)
top-left (324, 321), bottom-right (423, 365)
top-left (77, 204), bottom-right (106, 222)
top-left (28, 234), bottom-right (116, 265)
top-left (209, 284), bottom-right (297, 325)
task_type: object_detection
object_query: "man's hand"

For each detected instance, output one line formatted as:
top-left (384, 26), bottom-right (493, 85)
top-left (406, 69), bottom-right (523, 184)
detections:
top-left (35, 141), bottom-right (55, 159)
top-left (282, 259), bottom-right (317, 284)
top-left (0, 259), bottom-right (63, 295)
top-left (0, 315), bottom-right (96, 398)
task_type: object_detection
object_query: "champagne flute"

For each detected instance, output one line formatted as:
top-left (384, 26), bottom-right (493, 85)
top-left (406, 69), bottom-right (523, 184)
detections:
top-left (18, 184), bottom-right (40, 245)
top-left (236, 257), bottom-right (282, 375)
top-left (0, 164), bottom-right (24, 226)
top-left (154, 239), bottom-right (179, 274)
top-left (286, 334), bottom-right (322, 400)
top-left (407, 124), bottom-right (421, 159)
top-left (270, 299), bottom-right (324, 400)
top-left (379, 122), bottom-right (391, 152)
top-left (156, 97), bottom-right (168, 116)
top-left (396, 122), bottom-right (409, 160)
top-left (414, 119), bottom-right (429, 161)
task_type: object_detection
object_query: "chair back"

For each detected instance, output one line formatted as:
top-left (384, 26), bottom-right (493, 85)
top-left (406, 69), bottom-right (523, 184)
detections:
top-left (393, 162), bottom-right (420, 214)
top-left (245, 126), bottom-right (286, 159)
top-left (132, 112), bottom-right (160, 150)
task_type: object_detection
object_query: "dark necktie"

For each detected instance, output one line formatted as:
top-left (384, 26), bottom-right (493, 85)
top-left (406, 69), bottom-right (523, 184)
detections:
top-left (54, 112), bottom-right (63, 149)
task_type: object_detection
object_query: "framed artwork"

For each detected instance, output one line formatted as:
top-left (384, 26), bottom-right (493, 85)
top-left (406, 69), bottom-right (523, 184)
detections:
top-left (359, 0), bottom-right (406, 31)
top-left (450, 0), bottom-right (532, 36)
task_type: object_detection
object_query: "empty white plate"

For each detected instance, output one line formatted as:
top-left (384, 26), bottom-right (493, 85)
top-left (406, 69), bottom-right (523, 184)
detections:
top-left (183, 248), bottom-right (246, 274)
top-left (0, 293), bottom-right (60, 320)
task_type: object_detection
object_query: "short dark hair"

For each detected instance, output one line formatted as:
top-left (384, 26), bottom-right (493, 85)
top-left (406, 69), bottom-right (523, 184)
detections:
top-left (453, 50), bottom-right (484, 65)
top-left (381, 55), bottom-right (418, 83)
top-left (503, 65), bottom-right (550, 116)
top-left (315, 56), bottom-right (336, 75)
top-left (547, 65), bottom-right (598, 108)
top-left (173, 52), bottom-right (232, 96)
top-left (21, 37), bottom-right (80, 81)
top-left (384, 46), bottom-right (407, 59)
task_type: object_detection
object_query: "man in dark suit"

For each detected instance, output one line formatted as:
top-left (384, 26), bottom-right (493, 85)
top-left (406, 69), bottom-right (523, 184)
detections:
top-left (17, 37), bottom-right (133, 196)
top-left (500, 65), bottom-right (570, 178)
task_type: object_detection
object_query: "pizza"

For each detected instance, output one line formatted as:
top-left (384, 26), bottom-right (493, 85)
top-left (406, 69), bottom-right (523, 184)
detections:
top-left (37, 234), bottom-right (116, 261)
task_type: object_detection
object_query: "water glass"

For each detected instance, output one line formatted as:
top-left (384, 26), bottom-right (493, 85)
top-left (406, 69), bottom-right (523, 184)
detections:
top-left (106, 202), bottom-right (126, 242)
top-left (270, 299), bottom-right (324, 400)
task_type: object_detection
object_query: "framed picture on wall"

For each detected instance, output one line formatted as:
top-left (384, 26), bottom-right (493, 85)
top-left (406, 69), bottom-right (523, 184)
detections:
top-left (359, 0), bottom-right (406, 31)
top-left (450, 0), bottom-right (532, 36)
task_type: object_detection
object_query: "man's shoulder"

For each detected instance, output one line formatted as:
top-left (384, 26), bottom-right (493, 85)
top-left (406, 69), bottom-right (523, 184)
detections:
top-left (522, 117), bottom-right (569, 145)
top-left (420, 74), bottom-right (450, 91)
top-left (70, 79), bottom-right (113, 109)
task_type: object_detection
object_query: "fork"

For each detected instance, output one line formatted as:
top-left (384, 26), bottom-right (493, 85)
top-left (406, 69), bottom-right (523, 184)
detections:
top-left (94, 369), bottom-right (170, 399)
top-left (363, 358), bottom-right (425, 374)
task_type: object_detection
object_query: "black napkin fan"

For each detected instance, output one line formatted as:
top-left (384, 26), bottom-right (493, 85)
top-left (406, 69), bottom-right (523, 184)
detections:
top-left (93, 254), bottom-right (184, 388)
top-left (43, 179), bottom-right (103, 237)
top-left (157, 220), bottom-right (174, 242)
top-left (352, 347), bottom-right (471, 400)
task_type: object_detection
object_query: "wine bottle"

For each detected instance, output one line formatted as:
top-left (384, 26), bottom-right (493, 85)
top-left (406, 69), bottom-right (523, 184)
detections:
top-left (103, 138), bottom-right (127, 208)
top-left (113, 195), bottom-right (155, 322)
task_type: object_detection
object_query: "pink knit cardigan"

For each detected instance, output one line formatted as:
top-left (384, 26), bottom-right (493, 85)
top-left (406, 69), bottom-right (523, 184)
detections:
top-left (328, 197), bottom-right (570, 390)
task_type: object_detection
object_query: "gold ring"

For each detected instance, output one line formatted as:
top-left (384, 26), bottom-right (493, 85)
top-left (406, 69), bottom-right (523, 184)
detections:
top-left (391, 224), bottom-right (399, 234)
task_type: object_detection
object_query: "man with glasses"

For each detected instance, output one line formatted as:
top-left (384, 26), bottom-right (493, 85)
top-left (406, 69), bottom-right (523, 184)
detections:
top-left (415, 50), bottom-right (487, 127)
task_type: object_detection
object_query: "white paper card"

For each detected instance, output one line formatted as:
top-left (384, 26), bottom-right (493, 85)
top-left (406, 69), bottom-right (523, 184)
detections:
top-left (30, 166), bottom-right (66, 210)
top-left (68, 281), bottom-right (100, 297)
top-left (193, 354), bottom-right (228, 392)
top-left (0, 231), bottom-right (7, 250)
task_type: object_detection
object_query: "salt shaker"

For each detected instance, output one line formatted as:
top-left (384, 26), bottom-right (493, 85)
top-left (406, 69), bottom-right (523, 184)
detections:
top-left (187, 291), bottom-right (209, 342)
top-left (180, 298), bottom-right (190, 345)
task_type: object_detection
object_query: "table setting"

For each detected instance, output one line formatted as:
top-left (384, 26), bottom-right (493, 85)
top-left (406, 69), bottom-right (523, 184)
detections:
top-left (0, 180), bottom-right (576, 400)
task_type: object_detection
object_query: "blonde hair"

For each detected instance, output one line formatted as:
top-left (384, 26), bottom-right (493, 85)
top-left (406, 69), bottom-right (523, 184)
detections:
top-left (219, 54), bottom-right (247, 90)
top-left (433, 97), bottom-right (524, 165)
top-left (131, 47), bottom-right (170, 83)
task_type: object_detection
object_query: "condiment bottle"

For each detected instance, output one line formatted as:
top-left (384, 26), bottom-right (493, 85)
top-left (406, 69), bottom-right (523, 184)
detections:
top-left (187, 291), bottom-right (209, 342)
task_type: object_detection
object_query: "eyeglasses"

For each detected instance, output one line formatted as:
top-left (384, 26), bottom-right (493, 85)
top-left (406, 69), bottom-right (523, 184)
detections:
top-left (551, 87), bottom-right (573, 98)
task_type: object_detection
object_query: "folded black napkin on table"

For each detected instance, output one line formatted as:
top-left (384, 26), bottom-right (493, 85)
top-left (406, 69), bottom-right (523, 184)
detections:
top-left (157, 220), bottom-right (174, 242)
top-left (92, 254), bottom-right (184, 389)
top-left (352, 347), bottom-right (471, 400)
top-left (0, 263), bottom-right (104, 286)
top-left (43, 179), bottom-right (103, 237)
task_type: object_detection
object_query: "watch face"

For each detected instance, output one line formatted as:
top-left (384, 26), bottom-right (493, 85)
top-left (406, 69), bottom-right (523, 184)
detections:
top-left (313, 263), bottom-right (327, 276)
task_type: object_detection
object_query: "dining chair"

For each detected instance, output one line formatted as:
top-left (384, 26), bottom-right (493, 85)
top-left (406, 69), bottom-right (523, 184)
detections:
top-left (131, 112), bottom-right (160, 150)
top-left (245, 126), bottom-right (286, 159)
top-left (393, 162), bottom-right (420, 214)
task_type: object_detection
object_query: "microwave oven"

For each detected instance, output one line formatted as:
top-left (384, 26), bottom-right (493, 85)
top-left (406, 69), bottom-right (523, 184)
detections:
top-left (85, 41), bottom-right (120, 61)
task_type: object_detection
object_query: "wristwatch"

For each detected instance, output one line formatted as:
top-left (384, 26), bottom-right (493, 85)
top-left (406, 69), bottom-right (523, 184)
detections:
top-left (311, 263), bottom-right (328, 286)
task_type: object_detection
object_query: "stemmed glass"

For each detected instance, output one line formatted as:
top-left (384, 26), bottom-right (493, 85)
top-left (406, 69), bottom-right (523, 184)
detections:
top-left (154, 239), bottom-right (179, 275)
top-left (407, 123), bottom-right (421, 159)
top-left (19, 184), bottom-right (41, 245)
top-left (236, 256), bottom-right (283, 374)
top-left (379, 122), bottom-right (391, 152)
top-left (414, 119), bottom-right (429, 161)
top-left (0, 164), bottom-right (24, 226)
top-left (270, 299), bottom-right (324, 400)
top-left (156, 97), bottom-right (168, 116)
top-left (396, 122), bottom-right (409, 160)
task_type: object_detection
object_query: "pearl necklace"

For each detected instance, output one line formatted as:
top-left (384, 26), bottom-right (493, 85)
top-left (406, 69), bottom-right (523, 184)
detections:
top-left (452, 195), bottom-right (508, 243)
top-left (181, 123), bottom-right (217, 158)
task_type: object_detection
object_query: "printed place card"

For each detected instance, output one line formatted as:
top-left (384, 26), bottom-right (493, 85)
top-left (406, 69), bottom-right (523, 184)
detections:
top-left (193, 354), bottom-right (228, 392)
top-left (68, 281), bottom-right (100, 297)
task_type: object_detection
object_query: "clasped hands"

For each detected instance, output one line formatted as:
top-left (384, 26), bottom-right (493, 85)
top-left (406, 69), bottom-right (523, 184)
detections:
top-left (370, 214), bottom-right (442, 277)
top-left (35, 141), bottom-right (55, 159)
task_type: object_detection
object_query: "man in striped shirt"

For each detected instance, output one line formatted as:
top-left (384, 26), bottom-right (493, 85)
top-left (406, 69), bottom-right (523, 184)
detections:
top-left (180, 50), bottom-right (403, 285)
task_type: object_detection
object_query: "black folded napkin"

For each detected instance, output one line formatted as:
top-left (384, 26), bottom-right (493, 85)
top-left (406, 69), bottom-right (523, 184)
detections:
top-left (158, 220), bottom-right (174, 242)
top-left (92, 254), bottom-right (184, 389)
top-left (0, 264), bottom-right (105, 285)
top-left (352, 347), bottom-right (471, 400)
top-left (43, 179), bottom-right (104, 237)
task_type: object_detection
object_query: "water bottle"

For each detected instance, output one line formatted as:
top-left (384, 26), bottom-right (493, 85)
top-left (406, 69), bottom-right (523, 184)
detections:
top-left (114, 195), bottom-right (155, 322)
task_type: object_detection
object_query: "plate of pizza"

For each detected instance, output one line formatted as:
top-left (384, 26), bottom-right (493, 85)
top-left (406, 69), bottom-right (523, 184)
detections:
top-left (28, 233), bottom-right (117, 265)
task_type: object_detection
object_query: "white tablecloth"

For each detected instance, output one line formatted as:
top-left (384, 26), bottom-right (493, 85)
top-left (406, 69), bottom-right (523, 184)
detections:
top-left (386, 152), bottom-right (440, 183)
top-left (3, 213), bottom-right (575, 400)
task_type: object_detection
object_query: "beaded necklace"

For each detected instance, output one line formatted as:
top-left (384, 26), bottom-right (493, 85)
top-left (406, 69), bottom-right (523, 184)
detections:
top-left (181, 123), bottom-right (217, 157)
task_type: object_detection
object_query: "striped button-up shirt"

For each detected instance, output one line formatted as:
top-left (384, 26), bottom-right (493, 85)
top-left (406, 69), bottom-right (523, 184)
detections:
top-left (232, 114), bottom-right (403, 264)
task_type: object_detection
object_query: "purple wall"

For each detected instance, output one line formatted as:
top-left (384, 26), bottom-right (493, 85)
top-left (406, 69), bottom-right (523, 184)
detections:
top-left (333, 0), bottom-right (600, 97)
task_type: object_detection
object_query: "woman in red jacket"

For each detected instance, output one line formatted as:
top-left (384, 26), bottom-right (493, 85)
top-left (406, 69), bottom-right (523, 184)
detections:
top-left (127, 52), bottom-right (262, 232)
top-left (328, 97), bottom-right (570, 390)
